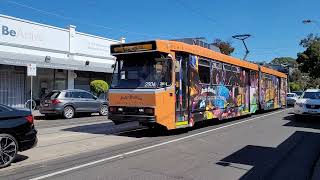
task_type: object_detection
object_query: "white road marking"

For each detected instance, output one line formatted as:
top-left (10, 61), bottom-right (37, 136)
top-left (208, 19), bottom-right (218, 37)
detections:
top-left (30, 109), bottom-right (286, 180)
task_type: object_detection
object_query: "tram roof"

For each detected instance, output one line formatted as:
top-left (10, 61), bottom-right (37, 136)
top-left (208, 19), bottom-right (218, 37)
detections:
top-left (110, 40), bottom-right (287, 79)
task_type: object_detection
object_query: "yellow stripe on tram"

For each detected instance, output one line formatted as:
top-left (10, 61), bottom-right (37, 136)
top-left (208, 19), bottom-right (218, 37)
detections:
top-left (176, 121), bottom-right (189, 126)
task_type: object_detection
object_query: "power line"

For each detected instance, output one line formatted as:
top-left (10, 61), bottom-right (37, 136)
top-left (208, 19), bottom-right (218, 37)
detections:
top-left (4, 0), bottom-right (174, 39)
top-left (2, 0), bottom-right (294, 60)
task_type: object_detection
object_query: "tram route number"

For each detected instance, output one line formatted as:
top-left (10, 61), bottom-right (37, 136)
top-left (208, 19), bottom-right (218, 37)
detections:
top-left (145, 82), bottom-right (156, 87)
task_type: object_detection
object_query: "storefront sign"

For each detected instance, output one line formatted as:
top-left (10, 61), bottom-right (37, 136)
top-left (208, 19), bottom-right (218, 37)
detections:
top-left (74, 33), bottom-right (117, 57)
top-left (27, 64), bottom-right (37, 76)
top-left (1, 25), bottom-right (16, 37)
top-left (0, 15), bottom-right (69, 51)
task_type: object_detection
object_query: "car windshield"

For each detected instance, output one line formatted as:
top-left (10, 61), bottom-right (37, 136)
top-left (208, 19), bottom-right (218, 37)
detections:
top-left (302, 92), bottom-right (320, 99)
top-left (111, 53), bottom-right (172, 89)
top-left (292, 91), bottom-right (303, 96)
top-left (0, 104), bottom-right (13, 112)
top-left (287, 94), bottom-right (296, 97)
top-left (45, 91), bottom-right (61, 99)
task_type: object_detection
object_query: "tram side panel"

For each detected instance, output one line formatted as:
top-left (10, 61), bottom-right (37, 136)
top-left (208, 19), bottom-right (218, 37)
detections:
top-left (259, 73), bottom-right (281, 110)
top-left (250, 70), bottom-right (260, 113)
top-left (280, 77), bottom-right (287, 108)
top-left (188, 55), bottom-right (252, 123)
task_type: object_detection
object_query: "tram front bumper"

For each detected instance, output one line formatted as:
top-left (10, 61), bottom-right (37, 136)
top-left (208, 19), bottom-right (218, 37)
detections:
top-left (109, 114), bottom-right (156, 124)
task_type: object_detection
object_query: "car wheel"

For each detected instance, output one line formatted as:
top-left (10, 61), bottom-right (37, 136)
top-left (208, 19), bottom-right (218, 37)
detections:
top-left (113, 121), bottom-right (122, 125)
top-left (99, 105), bottom-right (108, 116)
top-left (294, 114), bottom-right (302, 120)
top-left (63, 106), bottom-right (75, 119)
top-left (0, 134), bottom-right (18, 168)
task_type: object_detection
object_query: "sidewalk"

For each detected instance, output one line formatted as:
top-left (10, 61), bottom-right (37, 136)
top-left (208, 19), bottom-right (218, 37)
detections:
top-left (32, 110), bottom-right (43, 117)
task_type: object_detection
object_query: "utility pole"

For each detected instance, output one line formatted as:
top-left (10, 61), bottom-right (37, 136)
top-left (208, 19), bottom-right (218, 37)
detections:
top-left (232, 34), bottom-right (251, 60)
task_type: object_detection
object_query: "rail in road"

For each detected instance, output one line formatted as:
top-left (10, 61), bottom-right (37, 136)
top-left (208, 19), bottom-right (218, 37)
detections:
top-left (3, 108), bottom-right (320, 180)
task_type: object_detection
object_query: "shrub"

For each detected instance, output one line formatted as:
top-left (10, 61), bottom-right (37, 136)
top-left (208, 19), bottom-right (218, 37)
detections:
top-left (90, 80), bottom-right (109, 97)
top-left (289, 82), bottom-right (301, 91)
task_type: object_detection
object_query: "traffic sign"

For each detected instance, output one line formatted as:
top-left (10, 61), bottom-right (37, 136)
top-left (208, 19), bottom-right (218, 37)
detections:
top-left (27, 64), bottom-right (37, 76)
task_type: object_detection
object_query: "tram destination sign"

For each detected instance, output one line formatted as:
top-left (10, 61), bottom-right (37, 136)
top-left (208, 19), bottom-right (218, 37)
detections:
top-left (111, 41), bottom-right (156, 54)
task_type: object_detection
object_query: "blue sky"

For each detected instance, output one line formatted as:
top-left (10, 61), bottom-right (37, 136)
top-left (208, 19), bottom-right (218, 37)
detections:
top-left (1, 0), bottom-right (319, 62)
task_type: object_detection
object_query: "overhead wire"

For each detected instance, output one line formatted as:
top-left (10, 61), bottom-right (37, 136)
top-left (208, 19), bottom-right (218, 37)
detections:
top-left (2, 0), bottom-right (296, 60)
top-left (3, 0), bottom-right (175, 39)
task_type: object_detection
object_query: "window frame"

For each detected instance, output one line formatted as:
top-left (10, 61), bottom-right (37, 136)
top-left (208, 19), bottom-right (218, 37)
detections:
top-left (198, 58), bottom-right (211, 84)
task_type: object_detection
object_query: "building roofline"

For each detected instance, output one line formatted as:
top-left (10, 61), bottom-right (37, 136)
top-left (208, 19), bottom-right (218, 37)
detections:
top-left (0, 14), bottom-right (121, 43)
top-left (0, 14), bottom-right (69, 32)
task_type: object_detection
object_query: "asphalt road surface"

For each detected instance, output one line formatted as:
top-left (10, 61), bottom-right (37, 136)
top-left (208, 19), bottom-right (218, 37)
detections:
top-left (2, 108), bottom-right (320, 180)
top-left (33, 113), bottom-right (108, 129)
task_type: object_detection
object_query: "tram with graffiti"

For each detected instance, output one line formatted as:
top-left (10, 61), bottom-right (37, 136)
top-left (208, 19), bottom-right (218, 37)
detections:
top-left (108, 40), bottom-right (287, 130)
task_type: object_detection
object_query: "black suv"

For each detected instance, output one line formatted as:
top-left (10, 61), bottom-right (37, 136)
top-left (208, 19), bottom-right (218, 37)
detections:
top-left (0, 104), bottom-right (37, 168)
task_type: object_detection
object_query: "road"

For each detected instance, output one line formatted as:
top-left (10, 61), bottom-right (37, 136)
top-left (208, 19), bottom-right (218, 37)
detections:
top-left (2, 108), bottom-right (320, 180)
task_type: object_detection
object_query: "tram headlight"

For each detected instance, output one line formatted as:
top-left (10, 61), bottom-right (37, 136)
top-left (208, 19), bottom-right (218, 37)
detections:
top-left (138, 108), bottom-right (144, 113)
top-left (109, 107), bottom-right (117, 112)
top-left (118, 107), bottom-right (124, 112)
top-left (145, 108), bottom-right (154, 115)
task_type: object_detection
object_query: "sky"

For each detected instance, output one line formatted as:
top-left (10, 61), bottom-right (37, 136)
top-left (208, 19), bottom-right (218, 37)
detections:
top-left (0, 0), bottom-right (319, 62)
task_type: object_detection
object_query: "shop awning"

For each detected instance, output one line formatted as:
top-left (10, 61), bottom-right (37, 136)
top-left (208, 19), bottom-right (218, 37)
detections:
top-left (0, 51), bottom-right (115, 73)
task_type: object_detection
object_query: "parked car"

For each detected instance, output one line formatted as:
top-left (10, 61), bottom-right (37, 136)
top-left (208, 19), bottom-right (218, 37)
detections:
top-left (286, 93), bottom-right (298, 106)
top-left (0, 104), bottom-right (37, 168)
top-left (294, 89), bottom-right (320, 118)
top-left (292, 91), bottom-right (303, 97)
top-left (39, 89), bottom-right (109, 119)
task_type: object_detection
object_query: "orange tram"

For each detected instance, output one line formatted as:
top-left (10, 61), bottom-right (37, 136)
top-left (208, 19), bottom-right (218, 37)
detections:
top-left (108, 40), bottom-right (287, 130)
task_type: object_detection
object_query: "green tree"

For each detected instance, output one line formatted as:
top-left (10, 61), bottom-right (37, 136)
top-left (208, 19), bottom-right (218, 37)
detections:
top-left (90, 80), bottom-right (109, 97)
top-left (306, 78), bottom-right (320, 89)
top-left (296, 40), bottom-right (320, 79)
top-left (300, 33), bottom-right (320, 48)
top-left (289, 68), bottom-right (308, 90)
top-left (289, 82), bottom-right (302, 91)
top-left (289, 68), bottom-right (302, 82)
top-left (212, 39), bottom-right (235, 55)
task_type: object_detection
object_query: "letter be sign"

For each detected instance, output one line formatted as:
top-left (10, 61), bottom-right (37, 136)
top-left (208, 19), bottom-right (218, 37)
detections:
top-left (27, 64), bottom-right (37, 76)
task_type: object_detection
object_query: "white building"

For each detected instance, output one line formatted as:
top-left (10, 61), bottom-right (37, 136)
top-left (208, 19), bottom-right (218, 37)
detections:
top-left (0, 14), bottom-right (122, 108)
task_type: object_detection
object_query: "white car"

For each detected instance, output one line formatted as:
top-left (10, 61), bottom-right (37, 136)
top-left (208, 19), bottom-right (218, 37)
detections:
top-left (294, 89), bottom-right (320, 117)
top-left (286, 93), bottom-right (298, 106)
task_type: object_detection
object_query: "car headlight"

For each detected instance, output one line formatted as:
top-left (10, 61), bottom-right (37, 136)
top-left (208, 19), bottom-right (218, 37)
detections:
top-left (295, 102), bottom-right (304, 107)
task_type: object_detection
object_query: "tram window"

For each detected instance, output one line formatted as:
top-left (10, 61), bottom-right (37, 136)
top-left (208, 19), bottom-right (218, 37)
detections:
top-left (212, 62), bottom-right (223, 85)
top-left (223, 64), bottom-right (232, 71)
top-left (199, 65), bottom-right (210, 84)
top-left (232, 66), bottom-right (240, 73)
top-left (199, 59), bottom-right (210, 67)
top-left (216, 62), bottom-right (222, 69)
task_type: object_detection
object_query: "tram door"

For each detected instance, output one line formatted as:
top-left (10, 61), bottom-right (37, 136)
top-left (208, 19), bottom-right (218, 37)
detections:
top-left (175, 55), bottom-right (190, 126)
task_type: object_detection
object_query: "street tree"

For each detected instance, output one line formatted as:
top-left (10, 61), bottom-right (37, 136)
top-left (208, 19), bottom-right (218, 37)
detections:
top-left (296, 39), bottom-right (320, 79)
top-left (290, 68), bottom-right (302, 82)
top-left (212, 39), bottom-right (235, 55)
top-left (290, 68), bottom-right (308, 90)
top-left (300, 33), bottom-right (320, 48)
